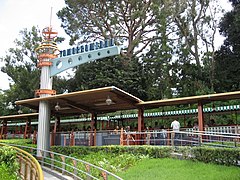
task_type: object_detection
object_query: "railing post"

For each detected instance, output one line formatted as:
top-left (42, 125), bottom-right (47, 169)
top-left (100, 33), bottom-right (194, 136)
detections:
top-left (64, 134), bottom-right (66, 146)
top-left (70, 131), bottom-right (74, 146)
top-left (19, 156), bottom-right (23, 177)
top-left (167, 129), bottom-right (170, 146)
top-left (127, 133), bottom-right (129, 146)
top-left (24, 161), bottom-right (28, 179)
top-left (61, 155), bottom-right (66, 175)
top-left (50, 132), bottom-right (54, 146)
top-left (120, 128), bottom-right (124, 146)
top-left (29, 164), bottom-right (33, 180)
top-left (39, 150), bottom-right (44, 166)
top-left (33, 130), bottom-right (37, 144)
top-left (101, 171), bottom-right (108, 180)
top-left (85, 164), bottom-right (91, 180)
top-left (180, 132), bottom-right (183, 146)
top-left (94, 129), bottom-right (97, 146)
top-left (72, 159), bottom-right (78, 180)
top-left (146, 131), bottom-right (150, 145)
top-left (198, 134), bottom-right (202, 146)
top-left (50, 153), bottom-right (54, 170)
top-left (171, 132), bottom-right (174, 146)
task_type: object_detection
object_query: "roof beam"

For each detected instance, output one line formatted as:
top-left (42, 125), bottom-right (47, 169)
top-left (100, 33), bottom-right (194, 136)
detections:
top-left (60, 98), bottom-right (95, 114)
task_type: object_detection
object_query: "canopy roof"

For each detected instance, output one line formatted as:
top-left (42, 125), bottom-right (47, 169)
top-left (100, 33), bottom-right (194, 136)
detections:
top-left (15, 86), bottom-right (143, 116)
top-left (1, 87), bottom-right (240, 122)
top-left (138, 91), bottom-right (240, 109)
top-left (0, 113), bottom-right (38, 122)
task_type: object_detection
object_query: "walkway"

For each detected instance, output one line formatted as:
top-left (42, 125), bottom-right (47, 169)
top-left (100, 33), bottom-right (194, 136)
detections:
top-left (43, 171), bottom-right (60, 180)
top-left (42, 167), bottom-right (73, 180)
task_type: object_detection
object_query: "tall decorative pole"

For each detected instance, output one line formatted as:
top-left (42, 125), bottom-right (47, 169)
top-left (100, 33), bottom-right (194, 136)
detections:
top-left (35, 26), bottom-right (58, 156)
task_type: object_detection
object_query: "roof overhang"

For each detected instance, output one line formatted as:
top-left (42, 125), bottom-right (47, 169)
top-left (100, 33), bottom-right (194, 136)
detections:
top-left (0, 113), bottom-right (39, 122)
top-left (15, 86), bottom-right (143, 116)
top-left (138, 91), bottom-right (240, 109)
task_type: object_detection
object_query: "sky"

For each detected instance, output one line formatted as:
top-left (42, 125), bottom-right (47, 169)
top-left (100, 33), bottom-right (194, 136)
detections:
top-left (0, 0), bottom-right (68, 90)
top-left (0, 0), bottom-right (233, 91)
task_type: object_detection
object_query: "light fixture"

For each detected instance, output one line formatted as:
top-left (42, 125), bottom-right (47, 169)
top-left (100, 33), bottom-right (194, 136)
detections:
top-left (162, 107), bottom-right (165, 116)
top-left (55, 102), bottom-right (61, 111)
top-left (18, 109), bottom-right (23, 114)
top-left (212, 103), bottom-right (216, 112)
top-left (106, 95), bottom-right (112, 105)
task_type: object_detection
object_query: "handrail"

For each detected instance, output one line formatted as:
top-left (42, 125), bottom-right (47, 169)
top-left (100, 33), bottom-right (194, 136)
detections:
top-left (122, 130), bottom-right (240, 148)
top-left (6, 144), bottom-right (123, 180)
top-left (0, 143), bottom-right (44, 180)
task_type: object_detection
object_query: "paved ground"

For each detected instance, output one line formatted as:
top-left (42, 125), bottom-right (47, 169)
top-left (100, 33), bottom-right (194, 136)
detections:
top-left (42, 167), bottom-right (74, 180)
top-left (43, 171), bottom-right (60, 180)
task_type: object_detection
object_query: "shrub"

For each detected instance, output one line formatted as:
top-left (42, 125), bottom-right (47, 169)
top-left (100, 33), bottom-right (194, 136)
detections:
top-left (51, 145), bottom-right (172, 158)
top-left (0, 139), bottom-right (33, 145)
top-left (0, 146), bottom-right (19, 174)
top-left (0, 163), bottom-right (19, 180)
top-left (52, 145), bottom-right (240, 167)
top-left (190, 147), bottom-right (240, 166)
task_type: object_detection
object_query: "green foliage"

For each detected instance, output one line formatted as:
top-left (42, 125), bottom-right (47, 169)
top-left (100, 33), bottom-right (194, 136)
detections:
top-left (191, 147), bottom-right (240, 166)
top-left (0, 146), bottom-right (19, 175)
top-left (3, 139), bottom-right (239, 179)
top-left (74, 152), bottom-right (146, 175)
top-left (0, 163), bottom-right (19, 180)
top-left (57, 0), bottom-right (163, 57)
top-left (0, 139), bottom-right (33, 145)
top-left (51, 145), bottom-right (172, 158)
top-left (52, 145), bottom-right (240, 167)
top-left (67, 57), bottom-right (148, 100)
top-left (214, 2), bottom-right (240, 92)
top-left (51, 145), bottom-right (90, 156)
top-left (52, 145), bottom-right (240, 179)
top-left (50, 146), bottom-right (148, 179)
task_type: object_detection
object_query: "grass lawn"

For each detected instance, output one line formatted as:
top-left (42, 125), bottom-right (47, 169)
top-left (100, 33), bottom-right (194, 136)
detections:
top-left (115, 158), bottom-right (240, 180)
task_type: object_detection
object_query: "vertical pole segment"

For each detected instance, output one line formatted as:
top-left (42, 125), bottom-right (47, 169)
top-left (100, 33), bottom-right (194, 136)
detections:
top-left (138, 108), bottom-right (144, 132)
top-left (37, 101), bottom-right (51, 156)
top-left (35, 26), bottom-right (58, 157)
top-left (198, 101), bottom-right (204, 132)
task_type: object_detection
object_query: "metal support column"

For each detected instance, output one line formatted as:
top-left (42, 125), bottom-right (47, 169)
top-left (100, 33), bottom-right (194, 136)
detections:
top-left (198, 102), bottom-right (204, 132)
top-left (24, 118), bottom-right (31, 139)
top-left (52, 115), bottom-right (60, 146)
top-left (35, 26), bottom-right (58, 157)
top-left (0, 120), bottom-right (7, 139)
top-left (137, 108), bottom-right (144, 132)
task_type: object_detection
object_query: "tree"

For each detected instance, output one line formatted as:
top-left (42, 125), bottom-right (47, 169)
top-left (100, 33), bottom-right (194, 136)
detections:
top-left (214, 1), bottom-right (240, 92)
top-left (171, 0), bottom-right (224, 95)
top-left (57, 0), bottom-right (173, 58)
top-left (57, 0), bottom-right (225, 99)
top-left (0, 27), bottom-right (41, 113)
top-left (66, 56), bottom-right (148, 100)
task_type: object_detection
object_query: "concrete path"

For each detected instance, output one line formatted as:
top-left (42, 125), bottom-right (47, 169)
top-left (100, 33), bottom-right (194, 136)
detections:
top-left (43, 171), bottom-right (60, 180)
top-left (42, 167), bottom-right (74, 180)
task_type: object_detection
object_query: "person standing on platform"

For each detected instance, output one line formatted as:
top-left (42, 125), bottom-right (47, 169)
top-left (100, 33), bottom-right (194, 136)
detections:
top-left (171, 119), bottom-right (180, 146)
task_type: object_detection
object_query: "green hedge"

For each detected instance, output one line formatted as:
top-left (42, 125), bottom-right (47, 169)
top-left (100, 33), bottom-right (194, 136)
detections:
top-left (0, 139), bottom-right (33, 145)
top-left (51, 145), bottom-right (172, 158)
top-left (190, 147), bottom-right (240, 166)
top-left (51, 145), bottom-right (240, 167)
top-left (0, 146), bottom-right (19, 175)
top-left (2, 138), bottom-right (239, 167)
